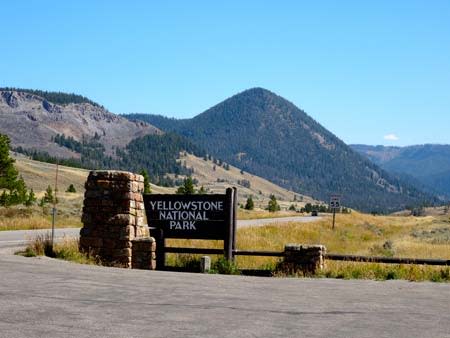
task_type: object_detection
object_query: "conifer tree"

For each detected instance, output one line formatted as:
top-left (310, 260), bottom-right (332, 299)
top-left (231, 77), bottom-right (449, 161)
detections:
top-left (25, 188), bottom-right (37, 206)
top-left (176, 176), bottom-right (195, 194)
top-left (245, 196), bottom-right (254, 210)
top-left (0, 134), bottom-right (30, 206)
top-left (43, 185), bottom-right (54, 204)
top-left (0, 134), bottom-right (19, 190)
top-left (267, 194), bottom-right (280, 212)
top-left (140, 169), bottom-right (152, 194)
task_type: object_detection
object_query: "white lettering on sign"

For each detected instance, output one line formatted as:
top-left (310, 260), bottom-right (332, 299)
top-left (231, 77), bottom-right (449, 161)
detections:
top-left (150, 199), bottom-right (225, 232)
top-left (169, 221), bottom-right (197, 230)
top-left (149, 200), bottom-right (223, 211)
top-left (159, 210), bottom-right (208, 221)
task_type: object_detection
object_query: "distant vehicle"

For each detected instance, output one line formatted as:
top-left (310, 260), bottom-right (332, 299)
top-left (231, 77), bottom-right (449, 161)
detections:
top-left (311, 210), bottom-right (318, 217)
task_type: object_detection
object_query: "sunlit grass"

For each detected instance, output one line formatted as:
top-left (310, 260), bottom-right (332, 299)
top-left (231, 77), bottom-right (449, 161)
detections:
top-left (237, 209), bottom-right (301, 220)
top-left (17, 235), bottom-right (99, 265)
top-left (0, 207), bottom-right (82, 231)
top-left (12, 207), bottom-right (450, 281)
top-left (165, 211), bottom-right (450, 281)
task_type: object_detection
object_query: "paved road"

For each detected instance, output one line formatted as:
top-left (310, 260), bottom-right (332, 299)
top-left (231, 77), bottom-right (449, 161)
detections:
top-left (1, 217), bottom-right (449, 338)
top-left (0, 253), bottom-right (449, 338)
top-left (238, 215), bottom-right (321, 227)
top-left (0, 216), bottom-right (321, 249)
top-left (0, 228), bottom-right (79, 252)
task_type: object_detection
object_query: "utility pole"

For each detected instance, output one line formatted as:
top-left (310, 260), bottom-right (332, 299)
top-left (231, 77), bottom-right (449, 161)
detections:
top-left (51, 161), bottom-right (59, 251)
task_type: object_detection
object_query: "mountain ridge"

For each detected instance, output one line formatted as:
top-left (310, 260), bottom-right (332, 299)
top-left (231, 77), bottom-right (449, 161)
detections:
top-left (125, 87), bottom-right (438, 212)
top-left (351, 144), bottom-right (450, 199)
top-left (0, 89), bottom-right (161, 157)
top-left (1, 87), bottom-right (439, 212)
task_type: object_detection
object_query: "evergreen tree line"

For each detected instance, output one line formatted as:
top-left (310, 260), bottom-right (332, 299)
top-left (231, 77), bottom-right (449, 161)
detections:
top-left (243, 195), bottom-right (351, 214)
top-left (14, 132), bottom-right (207, 187)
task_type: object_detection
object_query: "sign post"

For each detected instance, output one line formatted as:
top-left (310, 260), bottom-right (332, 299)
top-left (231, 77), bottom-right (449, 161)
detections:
top-left (330, 194), bottom-right (341, 230)
top-left (143, 188), bottom-right (236, 269)
top-left (232, 187), bottom-right (238, 262)
top-left (224, 188), bottom-right (234, 261)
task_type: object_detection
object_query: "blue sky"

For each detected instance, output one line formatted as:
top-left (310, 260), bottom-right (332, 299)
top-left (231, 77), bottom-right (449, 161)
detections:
top-left (1, 1), bottom-right (449, 146)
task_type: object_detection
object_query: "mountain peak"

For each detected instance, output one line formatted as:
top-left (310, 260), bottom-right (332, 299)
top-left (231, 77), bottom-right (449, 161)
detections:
top-left (227, 87), bottom-right (284, 105)
top-left (194, 87), bottom-right (303, 126)
top-left (239, 87), bottom-right (275, 95)
top-left (129, 89), bottom-right (437, 212)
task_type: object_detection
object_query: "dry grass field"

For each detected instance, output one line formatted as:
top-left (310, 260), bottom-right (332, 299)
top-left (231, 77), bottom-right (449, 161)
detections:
top-left (16, 206), bottom-right (450, 281)
top-left (237, 209), bottom-right (300, 220)
top-left (0, 207), bottom-right (82, 231)
top-left (167, 211), bottom-right (450, 281)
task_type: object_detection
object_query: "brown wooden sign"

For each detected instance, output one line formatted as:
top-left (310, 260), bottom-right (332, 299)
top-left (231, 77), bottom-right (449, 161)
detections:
top-left (143, 193), bottom-right (231, 239)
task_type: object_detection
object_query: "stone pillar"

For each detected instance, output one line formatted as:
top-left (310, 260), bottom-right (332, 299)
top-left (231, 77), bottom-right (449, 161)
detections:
top-left (80, 170), bottom-right (153, 268)
top-left (281, 244), bottom-right (326, 275)
top-left (132, 238), bottom-right (156, 270)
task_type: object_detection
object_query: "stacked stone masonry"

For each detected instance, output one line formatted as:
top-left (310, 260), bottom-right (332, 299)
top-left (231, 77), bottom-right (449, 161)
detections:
top-left (281, 244), bottom-right (326, 275)
top-left (80, 171), bottom-right (155, 269)
top-left (132, 238), bottom-right (157, 270)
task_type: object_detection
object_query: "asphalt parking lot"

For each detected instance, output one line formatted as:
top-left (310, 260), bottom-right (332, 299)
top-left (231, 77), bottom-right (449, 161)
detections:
top-left (0, 251), bottom-right (449, 338)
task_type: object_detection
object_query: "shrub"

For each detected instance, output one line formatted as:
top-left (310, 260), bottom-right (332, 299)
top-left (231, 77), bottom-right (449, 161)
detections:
top-left (66, 184), bottom-right (77, 193)
top-left (238, 179), bottom-right (251, 188)
top-left (211, 257), bottom-right (240, 275)
top-left (21, 233), bottom-right (54, 257)
top-left (267, 195), bottom-right (280, 212)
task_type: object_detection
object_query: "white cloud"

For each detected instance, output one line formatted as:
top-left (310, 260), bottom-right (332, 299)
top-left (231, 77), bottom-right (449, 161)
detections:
top-left (384, 134), bottom-right (399, 141)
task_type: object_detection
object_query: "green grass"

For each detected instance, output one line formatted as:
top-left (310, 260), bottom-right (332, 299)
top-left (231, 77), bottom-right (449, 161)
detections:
top-left (315, 261), bottom-right (450, 282)
top-left (166, 254), bottom-right (240, 274)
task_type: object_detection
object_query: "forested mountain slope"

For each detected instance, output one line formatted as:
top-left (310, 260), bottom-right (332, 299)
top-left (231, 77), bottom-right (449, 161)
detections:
top-left (352, 144), bottom-right (450, 199)
top-left (126, 88), bottom-right (437, 212)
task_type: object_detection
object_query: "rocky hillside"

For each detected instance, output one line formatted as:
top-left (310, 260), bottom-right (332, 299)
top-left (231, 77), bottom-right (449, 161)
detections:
top-left (0, 89), bottom-right (160, 157)
top-left (126, 88), bottom-right (438, 212)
